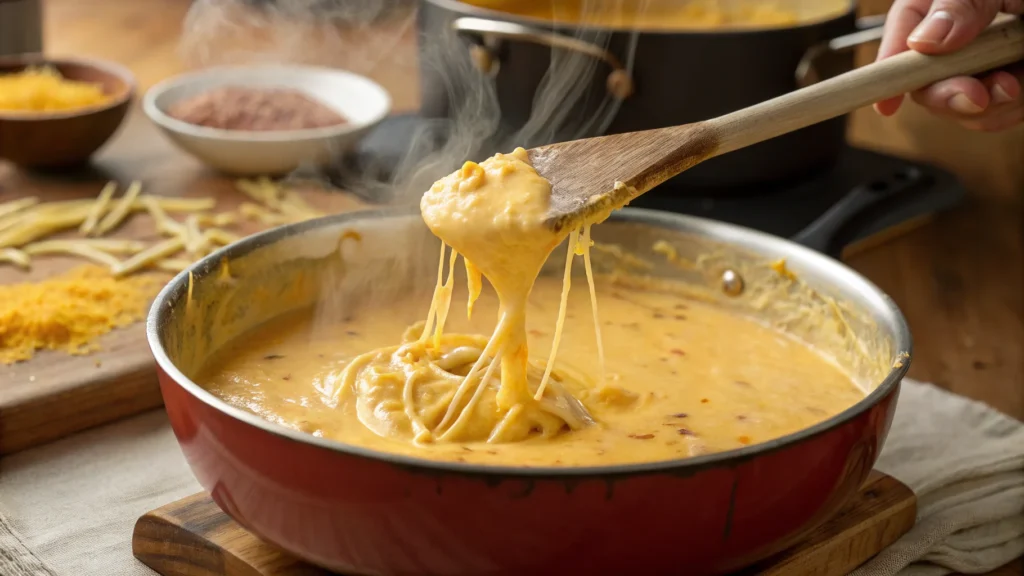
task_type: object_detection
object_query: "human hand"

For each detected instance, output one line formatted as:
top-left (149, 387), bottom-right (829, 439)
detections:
top-left (875, 0), bottom-right (1024, 131)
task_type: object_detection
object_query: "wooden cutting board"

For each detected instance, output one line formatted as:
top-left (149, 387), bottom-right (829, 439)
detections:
top-left (0, 110), bottom-right (369, 455)
top-left (131, 470), bottom-right (916, 576)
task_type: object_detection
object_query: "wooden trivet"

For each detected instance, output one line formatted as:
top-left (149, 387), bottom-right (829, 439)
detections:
top-left (132, 470), bottom-right (915, 576)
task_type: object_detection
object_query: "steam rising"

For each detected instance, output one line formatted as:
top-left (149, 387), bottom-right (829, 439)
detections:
top-left (178, 0), bottom-right (638, 324)
top-left (179, 0), bottom-right (637, 203)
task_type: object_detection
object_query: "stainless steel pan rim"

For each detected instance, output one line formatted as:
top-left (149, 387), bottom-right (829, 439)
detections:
top-left (147, 206), bottom-right (912, 479)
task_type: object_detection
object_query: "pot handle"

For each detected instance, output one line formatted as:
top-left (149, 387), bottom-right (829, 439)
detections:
top-left (796, 15), bottom-right (887, 87)
top-left (451, 17), bottom-right (635, 100)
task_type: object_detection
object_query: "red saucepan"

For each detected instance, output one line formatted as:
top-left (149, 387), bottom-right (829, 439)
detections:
top-left (147, 207), bottom-right (911, 575)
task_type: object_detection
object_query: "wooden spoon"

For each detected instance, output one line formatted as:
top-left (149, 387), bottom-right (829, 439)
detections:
top-left (531, 15), bottom-right (1024, 232)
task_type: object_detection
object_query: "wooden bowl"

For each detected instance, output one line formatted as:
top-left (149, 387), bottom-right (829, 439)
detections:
top-left (0, 55), bottom-right (135, 169)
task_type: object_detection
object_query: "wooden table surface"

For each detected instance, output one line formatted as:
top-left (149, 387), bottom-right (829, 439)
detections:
top-left (6, 0), bottom-right (1021, 574)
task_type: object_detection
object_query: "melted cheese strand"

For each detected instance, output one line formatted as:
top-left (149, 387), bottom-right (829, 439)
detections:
top-left (432, 248), bottom-right (459, 347)
top-left (419, 242), bottom-right (448, 342)
top-left (464, 258), bottom-right (482, 320)
top-left (535, 228), bottom-right (578, 401)
top-left (403, 370), bottom-right (433, 443)
top-left (488, 403), bottom-right (525, 443)
top-left (435, 312), bottom-right (510, 431)
top-left (331, 348), bottom-right (384, 404)
top-left (581, 224), bottom-right (606, 387)
top-left (334, 148), bottom-right (601, 445)
top-left (437, 342), bottom-right (505, 442)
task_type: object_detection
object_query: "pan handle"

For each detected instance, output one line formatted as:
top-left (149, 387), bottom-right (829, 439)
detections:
top-left (791, 165), bottom-right (929, 259)
top-left (796, 15), bottom-right (887, 87)
top-left (451, 17), bottom-right (635, 100)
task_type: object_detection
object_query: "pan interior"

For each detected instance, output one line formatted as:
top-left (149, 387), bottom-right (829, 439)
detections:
top-left (155, 210), bottom-right (906, 468)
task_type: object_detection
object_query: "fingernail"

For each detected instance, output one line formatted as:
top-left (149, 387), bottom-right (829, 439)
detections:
top-left (948, 93), bottom-right (984, 114)
top-left (909, 10), bottom-right (954, 44)
top-left (992, 84), bottom-right (1014, 104)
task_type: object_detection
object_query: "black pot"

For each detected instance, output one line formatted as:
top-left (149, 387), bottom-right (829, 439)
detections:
top-left (417, 0), bottom-right (885, 190)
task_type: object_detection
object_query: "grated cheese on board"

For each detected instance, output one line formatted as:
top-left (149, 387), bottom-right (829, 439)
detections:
top-left (0, 265), bottom-right (164, 364)
top-left (1, 178), bottom-right (333, 362)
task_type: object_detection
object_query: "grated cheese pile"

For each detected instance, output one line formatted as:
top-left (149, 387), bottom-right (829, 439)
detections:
top-left (0, 177), bottom-right (328, 364)
top-left (0, 67), bottom-right (111, 113)
top-left (0, 265), bottom-right (164, 364)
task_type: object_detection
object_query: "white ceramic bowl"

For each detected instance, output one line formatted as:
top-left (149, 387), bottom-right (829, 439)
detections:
top-left (143, 65), bottom-right (391, 176)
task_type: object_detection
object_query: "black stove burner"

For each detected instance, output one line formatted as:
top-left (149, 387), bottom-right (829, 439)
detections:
top-left (327, 114), bottom-right (965, 258)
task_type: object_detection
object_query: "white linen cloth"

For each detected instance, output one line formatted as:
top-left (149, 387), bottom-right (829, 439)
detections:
top-left (853, 381), bottom-right (1024, 576)
top-left (0, 379), bottom-right (1021, 576)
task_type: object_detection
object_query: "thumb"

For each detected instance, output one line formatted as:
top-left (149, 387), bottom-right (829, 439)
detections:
top-left (906, 0), bottom-right (1004, 54)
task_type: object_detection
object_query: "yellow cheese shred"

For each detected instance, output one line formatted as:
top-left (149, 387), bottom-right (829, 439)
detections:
top-left (79, 181), bottom-right (117, 235)
top-left (0, 247), bottom-right (31, 269)
top-left (0, 265), bottom-right (164, 364)
top-left (0, 67), bottom-right (110, 112)
top-left (23, 241), bottom-right (121, 268)
top-left (94, 181), bottom-right (142, 236)
top-left (0, 197), bottom-right (40, 221)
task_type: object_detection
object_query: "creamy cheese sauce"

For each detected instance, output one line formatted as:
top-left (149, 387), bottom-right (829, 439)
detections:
top-left (198, 273), bottom-right (864, 466)
top-left (196, 146), bottom-right (865, 467)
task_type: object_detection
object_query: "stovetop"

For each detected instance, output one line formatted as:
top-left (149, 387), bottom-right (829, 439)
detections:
top-left (323, 114), bottom-right (965, 258)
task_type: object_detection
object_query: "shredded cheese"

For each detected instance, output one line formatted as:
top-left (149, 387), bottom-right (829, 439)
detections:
top-left (155, 258), bottom-right (193, 273)
top-left (94, 181), bottom-right (142, 236)
top-left (112, 237), bottom-right (185, 277)
top-left (0, 266), bottom-right (163, 364)
top-left (0, 197), bottom-right (40, 220)
top-left (142, 197), bottom-right (216, 212)
top-left (239, 202), bottom-right (290, 226)
top-left (23, 241), bottom-right (121, 268)
top-left (0, 67), bottom-right (111, 113)
top-left (0, 247), bottom-right (31, 269)
top-left (236, 178), bottom-right (283, 210)
top-left (79, 182), bottom-right (117, 235)
top-left (25, 238), bottom-right (145, 254)
top-left (196, 212), bottom-right (237, 227)
top-left (205, 228), bottom-right (240, 246)
top-left (140, 196), bottom-right (187, 239)
top-left (0, 204), bottom-right (95, 248)
top-left (1, 177), bottom-right (332, 362)
top-left (184, 214), bottom-right (206, 255)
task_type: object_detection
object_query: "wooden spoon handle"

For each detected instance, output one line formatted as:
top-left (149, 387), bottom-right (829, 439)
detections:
top-left (707, 15), bottom-right (1024, 158)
